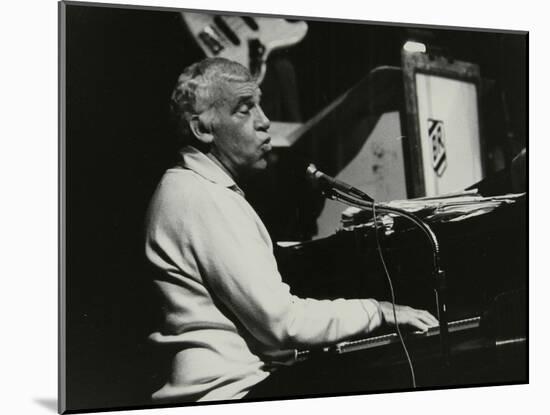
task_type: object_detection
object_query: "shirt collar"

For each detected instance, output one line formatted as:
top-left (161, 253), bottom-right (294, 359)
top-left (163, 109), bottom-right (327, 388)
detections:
top-left (178, 146), bottom-right (245, 196)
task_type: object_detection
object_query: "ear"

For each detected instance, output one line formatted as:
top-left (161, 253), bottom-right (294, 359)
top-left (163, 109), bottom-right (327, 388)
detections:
top-left (189, 114), bottom-right (214, 144)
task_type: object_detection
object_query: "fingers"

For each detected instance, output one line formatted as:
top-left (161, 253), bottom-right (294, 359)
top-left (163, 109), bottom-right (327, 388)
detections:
top-left (408, 319), bottom-right (429, 332)
top-left (406, 309), bottom-right (439, 332)
top-left (381, 303), bottom-right (439, 332)
top-left (415, 309), bottom-right (439, 327)
top-left (407, 313), bottom-right (430, 332)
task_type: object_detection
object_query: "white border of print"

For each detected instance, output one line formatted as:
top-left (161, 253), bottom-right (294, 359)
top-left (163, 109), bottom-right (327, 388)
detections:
top-left (1, 0), bottom-right (543, 414)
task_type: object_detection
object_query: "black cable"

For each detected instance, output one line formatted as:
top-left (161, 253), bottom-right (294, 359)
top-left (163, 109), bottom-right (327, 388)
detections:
top-left (328, 187), bottom-right (450, 366)
top-left (328, 189), bottom-right (444, 322)
top-left (373, 204), bottom-right (441, 277)
top-left (330, 190), bottom-right (417, 388)
top-left (372, 203), bottom-right (417, 388)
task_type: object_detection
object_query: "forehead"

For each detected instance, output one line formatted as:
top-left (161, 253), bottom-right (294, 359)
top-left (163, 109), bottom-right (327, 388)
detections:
top-left (210, 80), bottom-right (261, 107)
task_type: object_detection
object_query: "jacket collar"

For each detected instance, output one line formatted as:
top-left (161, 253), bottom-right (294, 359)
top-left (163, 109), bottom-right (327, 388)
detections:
top-left (178, 146), bottom-right (245, 196)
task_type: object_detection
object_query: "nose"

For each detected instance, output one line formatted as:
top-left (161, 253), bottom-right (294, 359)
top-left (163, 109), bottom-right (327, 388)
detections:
top-left (254, 105), bottom-right (270, 132)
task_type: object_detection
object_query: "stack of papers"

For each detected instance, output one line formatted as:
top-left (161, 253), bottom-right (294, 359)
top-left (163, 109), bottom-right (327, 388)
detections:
top-left (341, 191), bottom-right (525, 229)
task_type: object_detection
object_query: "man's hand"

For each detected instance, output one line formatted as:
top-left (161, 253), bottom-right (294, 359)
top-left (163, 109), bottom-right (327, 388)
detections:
top-left (379, 301), bottom-right (438, 332)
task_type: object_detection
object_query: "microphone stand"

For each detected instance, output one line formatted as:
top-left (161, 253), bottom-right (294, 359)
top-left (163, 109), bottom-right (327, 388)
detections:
top-left (323, 187), bottom-right (451, 368)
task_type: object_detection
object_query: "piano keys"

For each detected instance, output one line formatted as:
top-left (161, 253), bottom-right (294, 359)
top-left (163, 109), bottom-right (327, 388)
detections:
top-left (267, 316), bottom-right (482, 365)
top-left (271, 192), bottom-right (526, 393)
top-left (261, 295), bottom-right (525, 397)
top-left (327, 316), bottom-right (481, 356)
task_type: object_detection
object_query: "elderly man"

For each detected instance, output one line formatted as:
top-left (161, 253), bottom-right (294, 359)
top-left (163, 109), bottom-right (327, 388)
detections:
top-left (145, 57), bottom-right (437, 403)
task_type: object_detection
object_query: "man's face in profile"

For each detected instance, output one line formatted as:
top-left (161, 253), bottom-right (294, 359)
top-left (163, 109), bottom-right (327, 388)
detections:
top-left (209, 79), bottom-right (272, 179)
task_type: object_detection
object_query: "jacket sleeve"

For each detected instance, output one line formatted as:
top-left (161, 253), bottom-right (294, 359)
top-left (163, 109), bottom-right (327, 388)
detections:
top-left (183, 186), bottom-right (383, 349)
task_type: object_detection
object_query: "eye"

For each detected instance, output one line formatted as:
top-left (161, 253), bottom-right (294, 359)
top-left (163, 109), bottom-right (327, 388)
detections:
top-left (236, 98), bottom-right (259, 115)
top-left (237, 103), bottom-right (252, 115)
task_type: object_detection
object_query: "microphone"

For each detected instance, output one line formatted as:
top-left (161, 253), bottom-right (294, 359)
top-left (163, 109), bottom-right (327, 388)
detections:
top-left (306, 164), bottom-right (374, 202)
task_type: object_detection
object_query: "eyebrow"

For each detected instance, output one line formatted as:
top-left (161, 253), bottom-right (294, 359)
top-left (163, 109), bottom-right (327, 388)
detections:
top-left (233, 91), bottom-right (261, 110)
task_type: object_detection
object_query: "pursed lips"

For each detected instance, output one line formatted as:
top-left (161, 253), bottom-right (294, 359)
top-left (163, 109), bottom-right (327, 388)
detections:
top-left (261, 136), bottom-right (272, 152)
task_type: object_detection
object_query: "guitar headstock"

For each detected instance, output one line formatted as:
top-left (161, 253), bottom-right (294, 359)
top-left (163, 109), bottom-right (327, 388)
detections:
top-left (181, 13), bottom-right (308, 84)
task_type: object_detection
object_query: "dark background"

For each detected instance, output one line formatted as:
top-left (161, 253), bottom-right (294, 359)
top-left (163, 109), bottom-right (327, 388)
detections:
top-left (63, 2), bottom-right (527, 411)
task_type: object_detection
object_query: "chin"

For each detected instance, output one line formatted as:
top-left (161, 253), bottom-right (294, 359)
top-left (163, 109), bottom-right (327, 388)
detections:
top-left (253, 156), bottom-right (268, 169)
top-left (241, 156), bottom-right (269, 177)
top-left (254, 160), bottom-right (268, 170)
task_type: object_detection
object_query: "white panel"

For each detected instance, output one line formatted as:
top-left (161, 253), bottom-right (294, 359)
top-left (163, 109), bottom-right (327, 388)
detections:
top-left (315, 111), bottom-right (405, 238)
top-left (415, 73), bottom-right (482, 196)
